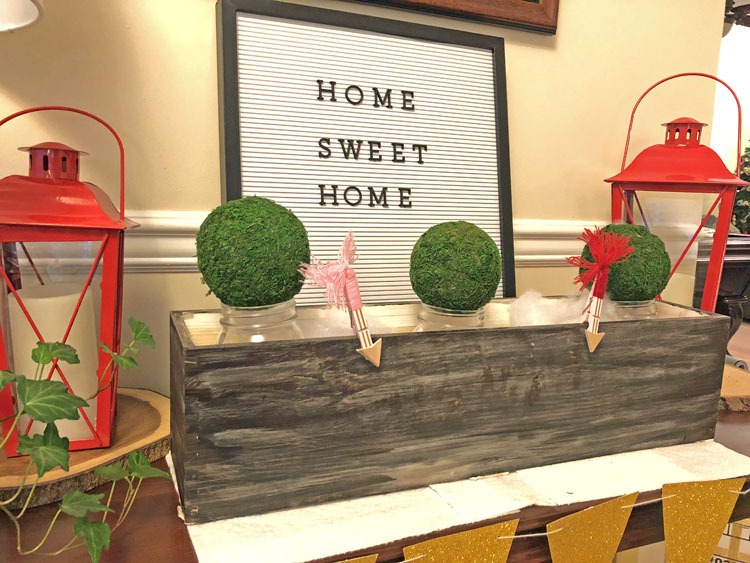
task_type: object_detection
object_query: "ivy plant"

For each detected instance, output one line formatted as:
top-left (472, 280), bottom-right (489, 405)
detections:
top-left (0, 317), bottom-right (169, 562)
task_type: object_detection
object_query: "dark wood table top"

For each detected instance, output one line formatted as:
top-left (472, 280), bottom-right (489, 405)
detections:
top-left (2, 411), bottom-right (749, 563)
top-left (0, 458), bottom-right (198, 563)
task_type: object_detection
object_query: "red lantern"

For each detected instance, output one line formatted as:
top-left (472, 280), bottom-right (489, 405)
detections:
top-left (605, 73), bottom-right (748, 312)
top-left (0, 107), bottom-right (135, 456)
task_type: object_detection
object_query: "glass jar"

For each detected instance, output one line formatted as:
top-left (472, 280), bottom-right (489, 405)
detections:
top-left (614, 299), bottom-right (657, 320)
top-left (217, 299), bottom-right (303, 344)
top-left (1, 240), bottom-right (102, 442)
top-left (414, 303), bottom-right (484, 332)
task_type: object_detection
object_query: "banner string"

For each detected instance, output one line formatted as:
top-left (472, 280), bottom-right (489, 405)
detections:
top-left (622, 494), bottom-right (676, 509)
top-left (496, 527), bottom-right (564, 540)
top-left (620, 484), bottom-right (750, 509)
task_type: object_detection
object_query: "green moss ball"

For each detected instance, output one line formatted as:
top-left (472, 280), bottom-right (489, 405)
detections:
top-left (196, 196), bottom-right (310, 307)
top-left (581, 224), bottom-right (671, 301)
top-left (410, 221), bottom-right (501, 311)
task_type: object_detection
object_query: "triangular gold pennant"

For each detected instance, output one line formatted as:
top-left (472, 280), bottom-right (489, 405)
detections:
top-left (547, 492), bottom-right (638, 562)
top-left (333, 556), bottom-right (378, 563)
top-left (663, 477), bottom-right (744, 563)
top-left (403, 519), bottom-right (519, 562)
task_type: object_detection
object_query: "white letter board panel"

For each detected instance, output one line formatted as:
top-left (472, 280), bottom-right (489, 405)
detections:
top-left (225, 3), bottom-right (513, 306)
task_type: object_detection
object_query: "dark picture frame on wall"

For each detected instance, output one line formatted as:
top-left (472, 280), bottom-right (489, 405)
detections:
top-left (217, 0), bottom-right (516, 301)
top-left (351, 0), bottom-right (560, 34)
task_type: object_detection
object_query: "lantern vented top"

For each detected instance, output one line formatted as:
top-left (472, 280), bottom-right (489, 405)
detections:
top-left (18, 142), bottom-right (89, 181)
top-left (661, 117), bottom-right (707, 147)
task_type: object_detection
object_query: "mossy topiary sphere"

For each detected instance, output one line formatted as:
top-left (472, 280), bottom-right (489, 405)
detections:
top-left (410, 221), bottom-right (501, 311)
top-left (196, 196), bottom-right (310, 307)
top-left (581, 224), bottom-right (671, 301)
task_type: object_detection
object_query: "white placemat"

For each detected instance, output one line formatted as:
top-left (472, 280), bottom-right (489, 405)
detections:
top-left (173, 440), bottom-right (750, 563)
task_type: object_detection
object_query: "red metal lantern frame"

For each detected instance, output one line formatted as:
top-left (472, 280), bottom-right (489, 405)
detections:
top-left (0, 106), bottom-right (131, 456)
top-left (608, 73), bottom-right (747, 312)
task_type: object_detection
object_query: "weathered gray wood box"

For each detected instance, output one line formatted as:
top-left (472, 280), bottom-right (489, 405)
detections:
top-left (170, 300), bottom-right (728, 524)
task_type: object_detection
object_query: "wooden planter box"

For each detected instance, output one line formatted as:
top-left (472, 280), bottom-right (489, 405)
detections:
top-left (170, 301), bottom-right (728, 524)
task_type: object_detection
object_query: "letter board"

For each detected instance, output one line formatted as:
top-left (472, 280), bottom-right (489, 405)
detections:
top-left (218, 0), bottom-right (514, 305)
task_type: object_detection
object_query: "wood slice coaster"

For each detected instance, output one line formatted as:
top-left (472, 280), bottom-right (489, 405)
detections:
top-left (0, 388), bottom-right (169, 510)
top-left (721, 365), bottom-right (750, 411)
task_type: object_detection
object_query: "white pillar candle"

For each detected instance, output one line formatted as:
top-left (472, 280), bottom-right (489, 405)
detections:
top-left (8, 283), bottom-right (99, 441)
top-left (638, 193), bottom-right (704, 306)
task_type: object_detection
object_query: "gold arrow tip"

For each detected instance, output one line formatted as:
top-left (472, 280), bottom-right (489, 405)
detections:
top-left (357, 338), bottom-right (383, 367)
top-left (586, 331), bottom-right (605, 353)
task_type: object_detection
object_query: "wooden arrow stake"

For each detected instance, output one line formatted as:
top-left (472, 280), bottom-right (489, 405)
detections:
top-left (583, 290), bottom-right (605, 353)
top-left (567, 227), bottom-right (634, 355)
top-left (351, 307), bottom-right (382, 367)
top-left (300, 232), bottom-right (383, 368)
top-left (346, 272), bottom-right (382, 367)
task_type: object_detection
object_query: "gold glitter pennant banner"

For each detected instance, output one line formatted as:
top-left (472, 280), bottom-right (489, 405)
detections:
top-left (402, 519), bottom-right (519, 563)
top-left (663, 477), bottom-right (744, 563)
top-left (546, 491), bottom-right (638, 562)
top-left (333, 556), bottom-right (378, 563)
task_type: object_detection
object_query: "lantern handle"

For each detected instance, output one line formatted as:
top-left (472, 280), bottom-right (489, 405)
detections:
top-left (0, 106), bottom-right (126, 221)
top-left (621, 72), bottom-right (743, 174)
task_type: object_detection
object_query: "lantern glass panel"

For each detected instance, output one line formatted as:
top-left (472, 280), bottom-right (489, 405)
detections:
top-left (0, 239), bottom-right (103, 442)
top-left (633, 192), bottom-right (704, 306)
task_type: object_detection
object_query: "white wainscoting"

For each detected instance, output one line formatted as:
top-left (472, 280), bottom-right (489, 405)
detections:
top-left (116, 212), bottom-right (604, 395)
top-left (123, 211), bottom-right (606, 273)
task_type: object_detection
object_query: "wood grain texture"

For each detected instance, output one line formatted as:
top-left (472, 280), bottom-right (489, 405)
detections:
top-left (0, 389), bottom-right (170, 510)
top-left (171, 311), bottom-right (728, 524)
top-left (352, 0), bottom-right (559, 34)
top-left (170, 320), bottom-right (187, 518)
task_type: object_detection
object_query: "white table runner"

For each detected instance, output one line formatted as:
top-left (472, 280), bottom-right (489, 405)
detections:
top-left (170, 440), bottom-right (750, 563)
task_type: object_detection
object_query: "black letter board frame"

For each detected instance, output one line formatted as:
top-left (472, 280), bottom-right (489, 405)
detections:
top-left (217, 0), bottom-right (516, 299)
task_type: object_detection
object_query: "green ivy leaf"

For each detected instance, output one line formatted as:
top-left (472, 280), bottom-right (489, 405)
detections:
top-left (99, 342), bottom-right (113, 355)
top-left (127, 450), bottom-right (148, 477)
top-left (31, 342), bottom-right (80, 366)
top-left (127, 451), bottom-right (169, 479)
top-left (16, 379), bottom-right (88, 423)
top-left (128, 317), bottom-right (155, 349)
top-left (112, 354), bottom-right (138, 369)
top-left (0, 370), bottom-right (18, 390)
top-left (17, 423), bottom-right (70, 477)
top-left (61, 491), bottom-right (114, 518)
top-left (73, 517), bottom-right (111, 563)
top-left (93, 463), bottom-right (128, 481)
top-left (131, 464), bottom-right (171, 480)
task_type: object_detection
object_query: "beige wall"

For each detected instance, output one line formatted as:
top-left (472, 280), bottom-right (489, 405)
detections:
top-left (711, 23), bottom-right (750, 168)
top-left (0, 0), bottom-right (726, 216)
top-left (0, 0), bottom-right (726, 394)
top-left (0, 0), bottom-right (221, 212)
